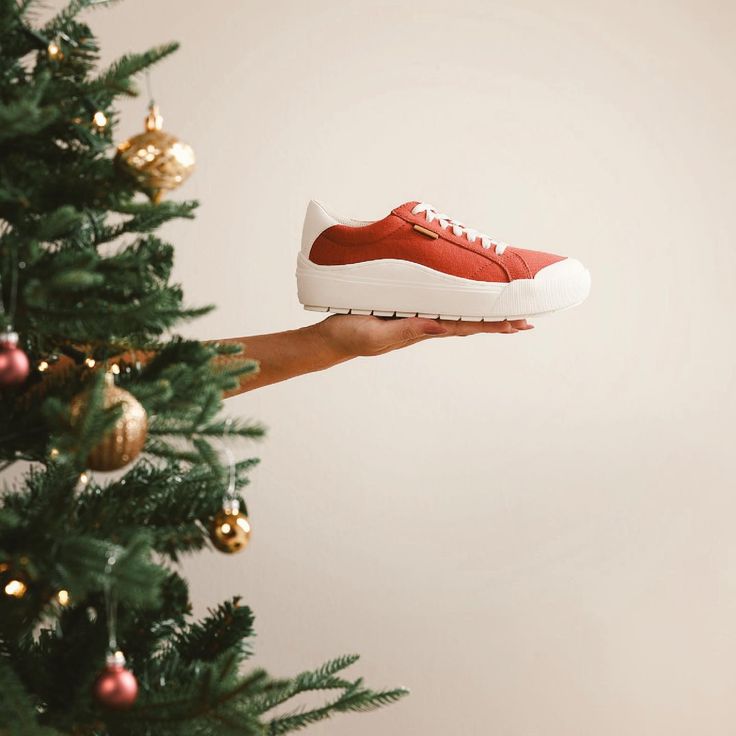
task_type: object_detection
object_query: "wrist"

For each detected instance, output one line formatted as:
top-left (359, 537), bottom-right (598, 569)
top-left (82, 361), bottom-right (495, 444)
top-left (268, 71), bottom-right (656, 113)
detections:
top-left (307, 320), bottom-right (355, 366)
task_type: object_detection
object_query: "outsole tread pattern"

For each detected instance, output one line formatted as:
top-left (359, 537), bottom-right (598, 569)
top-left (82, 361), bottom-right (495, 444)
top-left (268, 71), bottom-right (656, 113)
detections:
top-left (303, 305), bottom-right (534, 322)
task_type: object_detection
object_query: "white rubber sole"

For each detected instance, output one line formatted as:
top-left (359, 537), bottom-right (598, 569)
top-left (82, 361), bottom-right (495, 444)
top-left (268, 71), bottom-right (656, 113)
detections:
top-left (296, 253), bottom-right (591, 321)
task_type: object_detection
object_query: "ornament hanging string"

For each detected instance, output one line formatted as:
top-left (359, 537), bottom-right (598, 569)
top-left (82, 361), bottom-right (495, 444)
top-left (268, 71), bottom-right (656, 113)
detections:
top-left (104, 553), bottom-right (119, 653)
top-left (217, 422), bottom-right (249, 516)
top-left (145, 71), bottom-right (155, 109)
top-left (224, 443), bottom-right (236, 503)
top-left (0, 221), bottom-right (19, 329)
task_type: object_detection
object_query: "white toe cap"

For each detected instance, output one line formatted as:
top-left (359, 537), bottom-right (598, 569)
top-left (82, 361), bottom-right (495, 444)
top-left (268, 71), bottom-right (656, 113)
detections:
top-left (534, 257), bottom-right (588, 282)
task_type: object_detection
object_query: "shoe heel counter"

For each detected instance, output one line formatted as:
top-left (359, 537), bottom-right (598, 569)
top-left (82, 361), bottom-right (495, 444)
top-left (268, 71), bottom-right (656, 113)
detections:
top-left (301, 200), bottom-right (338, 258)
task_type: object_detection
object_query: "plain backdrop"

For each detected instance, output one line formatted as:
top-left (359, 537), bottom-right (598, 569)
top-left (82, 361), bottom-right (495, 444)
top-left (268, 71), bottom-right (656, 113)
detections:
top-left (82, 1), bottom-right (736, 733)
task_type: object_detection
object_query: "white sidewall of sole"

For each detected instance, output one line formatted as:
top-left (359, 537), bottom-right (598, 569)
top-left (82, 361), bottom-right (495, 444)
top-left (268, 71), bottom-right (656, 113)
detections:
top-left (296, 253), bottom-right (591, 320)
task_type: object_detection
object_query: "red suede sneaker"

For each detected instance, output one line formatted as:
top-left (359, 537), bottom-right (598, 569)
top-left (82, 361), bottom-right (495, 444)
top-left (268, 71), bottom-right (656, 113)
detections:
top-left (297, 200), bottom-right (590, 321)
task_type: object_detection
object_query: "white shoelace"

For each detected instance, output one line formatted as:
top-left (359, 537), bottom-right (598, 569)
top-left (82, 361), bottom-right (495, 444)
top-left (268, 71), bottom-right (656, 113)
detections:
top-left (411, 203), bottom-right (508, 255)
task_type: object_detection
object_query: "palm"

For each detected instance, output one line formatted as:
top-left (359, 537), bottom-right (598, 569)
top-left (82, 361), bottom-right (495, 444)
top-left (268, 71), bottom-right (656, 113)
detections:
top-left (316, 314), bottom-right (532, 359)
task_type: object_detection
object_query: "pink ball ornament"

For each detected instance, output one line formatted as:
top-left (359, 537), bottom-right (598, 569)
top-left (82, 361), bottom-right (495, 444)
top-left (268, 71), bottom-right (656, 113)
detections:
top-left (93, 651), bottom-right (138, 710)
top-left (0, 331), bottom-right (29, 387)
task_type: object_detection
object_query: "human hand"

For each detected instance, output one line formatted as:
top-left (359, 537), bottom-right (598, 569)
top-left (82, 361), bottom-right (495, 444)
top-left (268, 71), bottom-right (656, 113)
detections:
top-left (314, 314), bottom-right (534, 360)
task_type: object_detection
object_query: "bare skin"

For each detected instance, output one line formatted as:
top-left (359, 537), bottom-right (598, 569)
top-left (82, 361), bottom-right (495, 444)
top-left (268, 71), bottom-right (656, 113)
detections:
top-left (35, 317), bottom-right (530, 400)
top-left (218, 315), bottom-right (533, 396)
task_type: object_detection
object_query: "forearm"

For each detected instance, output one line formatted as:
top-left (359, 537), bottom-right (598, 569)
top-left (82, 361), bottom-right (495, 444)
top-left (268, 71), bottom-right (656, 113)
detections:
top-left (36, 325), bottom-right (347, 400)
top-left (213, 324), bottom-right (350, 397)
top-left (41, 315), bottom-right (524, 399)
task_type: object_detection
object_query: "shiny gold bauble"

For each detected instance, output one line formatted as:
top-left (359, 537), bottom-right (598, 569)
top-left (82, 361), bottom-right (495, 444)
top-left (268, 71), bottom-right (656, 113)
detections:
top-left (70, 375), bottom-right (148, 471)
top-left (210, 501), bottom-right (251, 554)
top-left (114, 104), bottom-right (195, 203)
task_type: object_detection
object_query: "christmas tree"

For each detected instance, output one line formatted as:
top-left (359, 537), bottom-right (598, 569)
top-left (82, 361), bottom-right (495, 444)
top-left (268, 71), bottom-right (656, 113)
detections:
top-left (0, 1), bottom-right (406, 732)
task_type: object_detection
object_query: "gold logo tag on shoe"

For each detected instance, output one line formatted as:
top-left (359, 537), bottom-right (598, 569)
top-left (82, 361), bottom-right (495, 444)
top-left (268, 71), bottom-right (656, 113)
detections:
top-left (413, 224), bottom-right (439, 239)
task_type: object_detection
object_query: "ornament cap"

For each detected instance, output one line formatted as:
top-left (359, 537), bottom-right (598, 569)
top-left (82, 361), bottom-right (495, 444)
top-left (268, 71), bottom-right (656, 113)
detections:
top-left (144, 104), bottom-right (163, 132)
top-left (0, 331), bottom-right (19, 346)
top-left (223, 498), bottom-right (240, 516)
top-left (106, 650), bottom-right (127, 669)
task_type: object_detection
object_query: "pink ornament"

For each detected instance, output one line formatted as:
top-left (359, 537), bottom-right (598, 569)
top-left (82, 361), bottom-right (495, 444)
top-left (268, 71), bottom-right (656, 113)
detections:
top-left (0, 331), bottom-right (29, 387)
top-left (93, 651), bottom-right (138, 710)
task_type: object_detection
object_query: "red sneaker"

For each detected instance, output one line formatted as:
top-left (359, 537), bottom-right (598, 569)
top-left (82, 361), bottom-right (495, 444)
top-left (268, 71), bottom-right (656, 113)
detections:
top-left (297, 200), bottom-right (590, 321)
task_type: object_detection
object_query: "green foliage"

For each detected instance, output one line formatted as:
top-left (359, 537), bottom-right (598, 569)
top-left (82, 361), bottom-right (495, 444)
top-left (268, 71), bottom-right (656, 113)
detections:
top-left (0, 657), bottom-right (60, 736)
top-left (0, 80), bottom-right (61, 143)
top-left (0, 1), bottom-right (407, 733)
top-left (175, 598), bottom-right (255, 664)
top-left (88, 42), bottom-right (179, 96)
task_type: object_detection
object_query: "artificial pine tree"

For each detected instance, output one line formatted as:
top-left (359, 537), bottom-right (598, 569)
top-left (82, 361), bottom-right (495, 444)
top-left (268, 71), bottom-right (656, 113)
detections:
top-left (0, 1), bottom-right (407, 733)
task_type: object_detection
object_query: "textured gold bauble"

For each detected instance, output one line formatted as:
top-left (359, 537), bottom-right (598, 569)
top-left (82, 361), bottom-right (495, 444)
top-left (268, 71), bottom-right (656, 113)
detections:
top-left (70, 375), bottom-right (148, 471)
top-left (210, 501), bottom-right (251, 554)
top-left (114, 104), bottom-right (195, 203)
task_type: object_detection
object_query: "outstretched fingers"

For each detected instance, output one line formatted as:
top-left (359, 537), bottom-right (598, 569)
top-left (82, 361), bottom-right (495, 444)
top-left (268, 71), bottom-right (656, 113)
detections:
top-left (403, 317), bottom-right (532, 338)
top-left (378, 317), bottom-right (534, 352)
top-left (440, 318), bottom-right (533, 336)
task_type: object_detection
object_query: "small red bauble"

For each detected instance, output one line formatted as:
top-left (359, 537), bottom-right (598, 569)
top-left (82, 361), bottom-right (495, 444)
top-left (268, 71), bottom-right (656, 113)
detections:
top-left (0, 331), bottom-right (30, 387)
top-left (93, 651), bottom-right (138, 710)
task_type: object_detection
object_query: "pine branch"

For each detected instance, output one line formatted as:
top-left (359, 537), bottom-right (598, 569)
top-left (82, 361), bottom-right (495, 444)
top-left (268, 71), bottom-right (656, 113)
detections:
top-left (93, 200), bottom-right (198, 244)
top-left (20, 234), bottom-right (215, 343)
top-left (72, 458), bottom-right (258, 558)
top-left (248, 655), bottom-right (361, 717)
top-left (43, 0), bottom-right (120, 34)
top-left (0, 95), bottom-right (60, 143)
top-left (121, 658), bottom-right (271, 722)
top-left (55, 533), bottom-right (166, 607)
top-left (0, 657), bottom-right (58, 736)
top-left (86, 42), bottom-right (179, 96)
top-left (175, 598), bottom-right (255, 664)
top-left (267, 682), bottom-right (409, 734)
top-left (24, 206), bottom-right (84, 242)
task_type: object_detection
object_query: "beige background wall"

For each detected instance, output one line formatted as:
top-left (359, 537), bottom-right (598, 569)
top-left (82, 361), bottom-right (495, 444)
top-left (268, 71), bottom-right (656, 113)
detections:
top-left (89, 1), bottom-right (736, 733)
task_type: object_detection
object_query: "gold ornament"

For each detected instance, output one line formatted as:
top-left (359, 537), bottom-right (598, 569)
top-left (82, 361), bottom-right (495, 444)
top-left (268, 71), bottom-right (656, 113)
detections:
top-left (210, 500), bottom-right (251, 554)
top-left (114, 104), bottom-right (195, 203)
top-left (70, 374), bottom-right (148, 471)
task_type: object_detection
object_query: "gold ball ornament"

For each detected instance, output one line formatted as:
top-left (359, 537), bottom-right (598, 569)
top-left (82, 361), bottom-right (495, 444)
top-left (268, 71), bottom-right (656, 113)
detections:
top-left (115, 104), bottom-right (195, 203)
top-left (210, 500), bottom-right (252, 554)
top-left (70, 374), bottom-right (148, 472)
